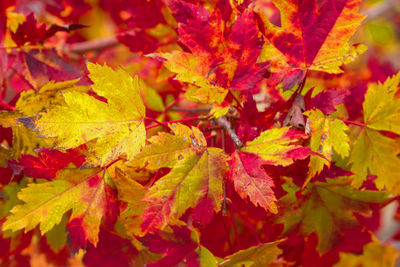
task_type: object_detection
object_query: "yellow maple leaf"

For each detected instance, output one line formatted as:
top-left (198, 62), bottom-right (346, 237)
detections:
top-left (111, 167), bottom-right (147, 238)
top-left (148, 51), bottom-right (228, 104)
top-left (130, 123), bottom-right (207, 169)
top-left (304, 109), bottom-right (350, 185)
top-left (132, 123), bottom-right (229, 233)
top-left (16, 79), bottom-right (88, 115)
top-left (349, 72), bottom-right (400, 193)
top-left (0, 79), bottom-right (89, 158)
top-left (2, 169), bottom-right (107, 247)
top-left (240, 127), bottom-right (310, 166)
top-left (363, 72), bottom-right (400, 134)
top-left (18, 62), bottom-right (146, 166)
top-left (335, 240), bottom-right (398, 267)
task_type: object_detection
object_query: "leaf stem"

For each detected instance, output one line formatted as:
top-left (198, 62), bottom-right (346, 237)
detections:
top-left (170, 107), bottom-right (211, 113)
top-left (148, 169), bottom-right (160, 188)
top-left (228, 90), bottom-right (243, 111)
top-left (221, 215), bottom-right (234, 254)
top-left (229, 200), bottom-right (261, 245)
top-left (295, 71), bottom-right (307, 95)
top-left (104, 158), bottom-right (121, 169)
top-left (145, 117), bottom-right (170, 129)
top-left (145, 116), bottom-right (205, 130)
top-left (163, 96), bottom-right (181, 112)
top-left (216, 117), bottom-right (243, 148)
top-left (341, 119), bottom-right (365, 127)
top-left (230, 212), bottom-right (241, 250)
top-left (64, 36), bottom-right (119, 54)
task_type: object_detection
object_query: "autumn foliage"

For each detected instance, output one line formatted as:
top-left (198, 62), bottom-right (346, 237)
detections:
top-left (1, 0), bottom-right (400, 266)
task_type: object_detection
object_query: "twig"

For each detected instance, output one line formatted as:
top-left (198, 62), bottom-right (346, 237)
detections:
top-left (170, 107), bottom-right (211, 113)
top-left (63, 36), bottom-right (119, 54)
top-left (216, 116), bottom-right (243, 148)
top-left (221, 215), bottom-right (234, 254)
top-left (164, 96), bottom-right (181, 112)
top-left (228, 90), bottom-right (243, 111)
top-left (229, 200), bottom-right (261, 245)
top-left (362, 0), bottom-right (399, 22)
top-left (145, 116), bottom-right (206, 130)
top-left (341, 119), bottom-right (365, 127)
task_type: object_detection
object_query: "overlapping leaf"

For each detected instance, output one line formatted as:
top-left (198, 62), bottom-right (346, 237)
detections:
top-left (229, 151), bottom-right (277, 213)
top-left (304, 109), bottom-right (350, 185)
top-left (8, 148), bottom-right (84, 179)
top-left (349, 72), bottom-right (400, 193)
top-left (335, 240), bottom-right (399, 267)
top-left (257, 0), bottom-right (366, 89)
top-left (131, 123), bottom-right (229, 233)
top-left (149, 51), bottom-right (228, 104)
top-left (220, 240), bottom-right (283, 266)
top-left (278, 178), bottom-right (389, 252)
top-left (110, 167), bottom-right (147, 238)
top-left (240, 127), bottom-right (311, 166)
top-left (140, 227), bottom-right (213, 267)
top-left (11, 79), bottom-right (89, 158)
top-left (155, 4), bottom-right (267, 104)
top-left (18, 62), bottom-right (146, 166)
top-left (2, 168), bottom-right (115, 250)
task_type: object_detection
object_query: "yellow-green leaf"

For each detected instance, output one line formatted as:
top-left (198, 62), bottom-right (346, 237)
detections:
top-left (131, 123), bottom-right (207, 169)
top-left (304, 109), bottom-right (350, 185)
top-left (349, 72), bottom-right (400, 193)
top-left (220, 240), bottom-right (283, 267)
top-left (240, 127), bottom-right (310, 166)
top-left (334, 240), bottom-right (398, 267)
top-left (363, 72), bottom-right (400, 134)
top-left (111, 167), bottom-right (147, 238)
top-left (139, 124), bottom-right (229, 233)
top-left (149, 51), bottom-right (228, 104)
top-left (2, 171), bottom-right (107, 246)
top-left (279, 178), bottom-right (389, 253)
top-left (19, 62), bottom-right (146, 166)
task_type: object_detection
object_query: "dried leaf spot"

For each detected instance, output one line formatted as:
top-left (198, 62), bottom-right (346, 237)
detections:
top-left (321, 134), bottom-right (327, 142)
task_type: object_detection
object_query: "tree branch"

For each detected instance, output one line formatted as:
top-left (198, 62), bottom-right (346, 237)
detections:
top-left (216, 116), bottom-right (243, 148)
top-left (63, 36), bottom-right (119, 55)
top-left (362, 0), bottom-right (399, 22)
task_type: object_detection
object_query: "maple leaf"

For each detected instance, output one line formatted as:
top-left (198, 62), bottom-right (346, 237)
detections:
top-left (220, 240), bottom-right (283, 266)
top-left (18, 62), bottom-right (146, 166)
top-left (278, 178), bottom-right (389, 253)
top-left (15, 79), bottom-right (89, 115)
top-left (309, 89), bottom-right (348, 115)
top-left (148, 51), bottom-right (228, 104)
top-left (349, 72), bottom-right (400, 192)
top-left (110, 167), bottom-right (147, 238)
top-left (139, 227), bottom-right (199, 266)
top-left (7, 148), bottom-right (84, 180)
top-left (131, 123), bottom-right (229, 233)
top-left (229, 151), bottom-right (277, 213)
top-left (240, 127), bottom-right (311, 166)
top-left (13, 49), bottom-right (81, 90)
top-left (159, 3), bottom-right (267, 101)
top-left (140, 226), bottom-right (220, 266)
top-left (2, 168), bottom-right (116, 251)
top-left (304, 109), bottom-right (350, 185)
top-left (335, 240), bottom-right (399, 267)
top-left (257, 0), bottom-right (367, 89)
top-left (0, 79), bottom-right (89, 160)
top-left (11, 13), bottom-right (86, 46)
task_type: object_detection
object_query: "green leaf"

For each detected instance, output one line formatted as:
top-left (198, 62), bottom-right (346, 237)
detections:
top-left (279, 178), bottom-right (389, 252)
